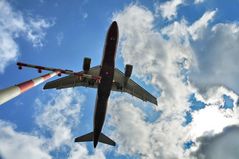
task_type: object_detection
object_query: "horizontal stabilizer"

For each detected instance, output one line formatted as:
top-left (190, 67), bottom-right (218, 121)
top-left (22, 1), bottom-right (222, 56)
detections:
top-left (98, 133), bottom-right (116, 146)
top-left (75, 132), bottom-right (93, 142)
top-left (74, 132), bottom-right (116, 147)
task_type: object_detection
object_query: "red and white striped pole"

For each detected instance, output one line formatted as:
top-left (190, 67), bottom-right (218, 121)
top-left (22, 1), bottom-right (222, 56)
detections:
top-left (0, 71), bottom-right (60, 105)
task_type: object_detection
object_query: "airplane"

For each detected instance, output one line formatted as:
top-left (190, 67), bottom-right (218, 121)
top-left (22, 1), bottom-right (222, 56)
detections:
top-left (17, 21), bottom-right (157, 148)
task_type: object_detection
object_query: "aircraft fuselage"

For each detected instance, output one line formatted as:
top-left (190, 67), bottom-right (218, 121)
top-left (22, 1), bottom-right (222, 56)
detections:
top-left (93, 21), bottom-right (118, 147)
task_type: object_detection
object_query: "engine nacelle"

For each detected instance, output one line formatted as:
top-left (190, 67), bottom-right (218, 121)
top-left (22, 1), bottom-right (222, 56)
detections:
top-left (18, 65), bottom-right (22, 70)
top-left (38, 69), bottom-right (42, 73)
top-left (124, 64), bottom-right (133, 78)
top-left (83, 57), bottom-right (91, 72)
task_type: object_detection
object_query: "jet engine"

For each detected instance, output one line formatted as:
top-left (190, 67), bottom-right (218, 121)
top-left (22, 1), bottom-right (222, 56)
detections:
top-left (124, 64), bottom-right (133, 78)
top-left (124, 64), bottom-right (133, 86)
top-left (83, 57), bottom-right (91, 72)
top-left (38, 69), bottom-right (42, 73)
top-left (18, 65), bottom-right (22, 70)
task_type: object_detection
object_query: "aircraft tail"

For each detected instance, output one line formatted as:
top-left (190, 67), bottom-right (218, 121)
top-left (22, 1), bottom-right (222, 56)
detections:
top-left (74, 132), bottom-right (116, 147)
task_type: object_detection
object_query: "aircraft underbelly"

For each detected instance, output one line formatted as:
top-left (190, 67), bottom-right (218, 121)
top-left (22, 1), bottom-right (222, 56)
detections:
top-left (93, 64), bottom-right (114, 136)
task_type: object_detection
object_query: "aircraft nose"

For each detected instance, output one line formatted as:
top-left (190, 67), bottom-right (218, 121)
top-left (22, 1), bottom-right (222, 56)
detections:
top-left (112, 21), bottom-right (117, 26)
top-left (111, 21), bottom-right (118, 30)
top-left (107, 21), bottom-right (119, 42)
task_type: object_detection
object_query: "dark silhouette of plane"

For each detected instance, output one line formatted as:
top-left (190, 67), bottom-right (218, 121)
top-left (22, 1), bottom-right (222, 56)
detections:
top-left (17, 21), bottom-right (157, 148)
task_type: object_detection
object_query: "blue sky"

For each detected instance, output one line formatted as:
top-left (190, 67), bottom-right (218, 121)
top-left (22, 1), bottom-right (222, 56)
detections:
top-left (1, 0), bottom-right (239, 159)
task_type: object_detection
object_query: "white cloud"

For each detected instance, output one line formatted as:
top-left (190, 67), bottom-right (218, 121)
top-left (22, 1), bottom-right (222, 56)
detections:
top-left (188, 106), bottom-right (239, 140)
top-left (159, 9), bottom-right (239, 99)
top-left (194, 86), bottom-right (238, 106)
top-left (56, 32), bottom-right (64, 46)
top-left (0, 0), bottom-right (53, 73)
top-left (156, 0), bottom-right (184, 20)
top-left (161, 10), bottom-right (239, 157)
top-left (113, 4), bottom-right (195, 115)
top-left (0, 120), bottom-right (51, 159)
top-left (161, 10), bottom-right (217, 44)
top-left (0, 89), bottom-right (107, 159)
top-left (69, 145), bottom-right (106, 159)
top-left (35, 89), bottom-right (108, 158)
top-left (108, 96), bottom-right (188, 159)
top-left (190, 23), bottom-right (239, 94)
top-left (108, 97), bottom-right (151, 156)
top-left (111, 4), bottom-right (239, 159)
top-left (35, 89), bottom-right (85, 149)
top-left (194, 0), bottom-right (204, 4)
top-left (112, 4), bottom-right (195, 158)
top-left (189, 10), bottom-right (217, 40)
top-left (0, 32), bottom-right (19, 73)
top-left (26, 17), bottom-right (53, 47)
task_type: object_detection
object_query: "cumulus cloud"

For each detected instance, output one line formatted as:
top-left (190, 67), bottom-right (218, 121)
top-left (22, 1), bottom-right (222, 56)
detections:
top-left (190, 23), bottom-right (239, 94)
top-left (156, 0), bottom-right (184, 20)
top-left (0, 120), bottom-right (51, 159)
top-left (111, 3), bottom-right (239, 159)
top-left (194, 86), bottom-right (238, 106)
top-left (35, 89), bottom-right (85, 149)
top-left (35, 89), bottom-right (109, 158)
top-left (0, 89), bottom-right (107, 159)
top-left (0, 0), bottom-right (53, 73)
top-left (161, 10), bottom-right (216, 45)
top-left (108, 96), bottom-right (188, 159)
top-left (191, 126), bottom-right (239, 159)
top-left (113, 5), bottom-right (194, 110)
top-left (189, 10), bottom-right (217, 40)
top-left (69, 145), bottom-right (106, 159)
top-left (159, 8), bottom-right (239, 97)
top-left (188, 106), bottom-right (239, 140)
top-left (108, 97), bottom-right (151, 156)
top-left (111, 4), bottom-right (195, 158)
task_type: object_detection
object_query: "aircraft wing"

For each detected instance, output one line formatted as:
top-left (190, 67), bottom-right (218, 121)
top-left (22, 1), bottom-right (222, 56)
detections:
top-left (43, 66), bottom-right (101, 89)
top-left (44, 66), bottom-right (158, 105)
top-left (112, 68), bottom-right (158, 105)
